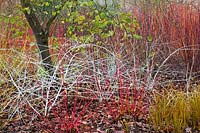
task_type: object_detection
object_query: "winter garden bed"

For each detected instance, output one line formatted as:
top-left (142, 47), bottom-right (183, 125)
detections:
top-left (0, 0), bottom-right (200, 132)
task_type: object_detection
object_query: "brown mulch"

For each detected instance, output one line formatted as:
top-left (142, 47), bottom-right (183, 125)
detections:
top-left (0, 98), bottom-right (153, 133)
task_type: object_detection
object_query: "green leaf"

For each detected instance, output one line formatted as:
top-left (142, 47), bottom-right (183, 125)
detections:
top-left (147, 35), bottom-right (153, 42)
top-left (100, 12), bottom-right (106, 19)
top-left (95, 15), bottom-right (101, 21)
top-left (52, 12), bottom-right (57, 16)
top-left (108, 30), bottom-right (114, 36)
top-left (29, 42), bottom-right (36, 47)
top-left (37, 66), bottom-right (49, 78)
top-left (44, 2), bottom-right (50, 7)
top-left (149, 51), bottom-right (155, 58)
top-left (77, 15), bottom-right (85, 24)
top-left (10, 18), bottom-right (16, 24)
top-left (133, 34), bottom-right (142, 40)
top-left (52, 43), bottom-right (59, 50)
top-left (87, 1), bottom-right (94, 7)
top-left (24, 7), bottom-right (31, 14)
top-left (43, 11), bottom-right (48, 15)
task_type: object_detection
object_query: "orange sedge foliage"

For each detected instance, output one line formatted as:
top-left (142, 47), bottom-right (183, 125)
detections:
top-left (150, 85), bottom-right (200, 132)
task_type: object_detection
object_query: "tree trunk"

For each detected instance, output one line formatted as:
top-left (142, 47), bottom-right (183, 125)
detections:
top-left (24, 13), bottom-right (54, 75)
top-left (35, 33), bottom-right (54, 75)
top-left (20, 0), bottom-right (55, 75)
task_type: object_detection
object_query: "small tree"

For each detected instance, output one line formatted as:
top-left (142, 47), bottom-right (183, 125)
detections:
top-left (20, 0), bottom-right (140, 76)
top-left (20, 0), bottom-right (67, 75)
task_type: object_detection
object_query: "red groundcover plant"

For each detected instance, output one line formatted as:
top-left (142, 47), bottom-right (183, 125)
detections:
top-left (35, 92), bottom-right (94, 132)
top-left (106, 86), bottom-right (147, 120)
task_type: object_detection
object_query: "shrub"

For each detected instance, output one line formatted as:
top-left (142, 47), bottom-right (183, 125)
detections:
top-left (132, 1), bottom-right (200, 72)
top-left (35, 92), bottom-right (94, 132)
